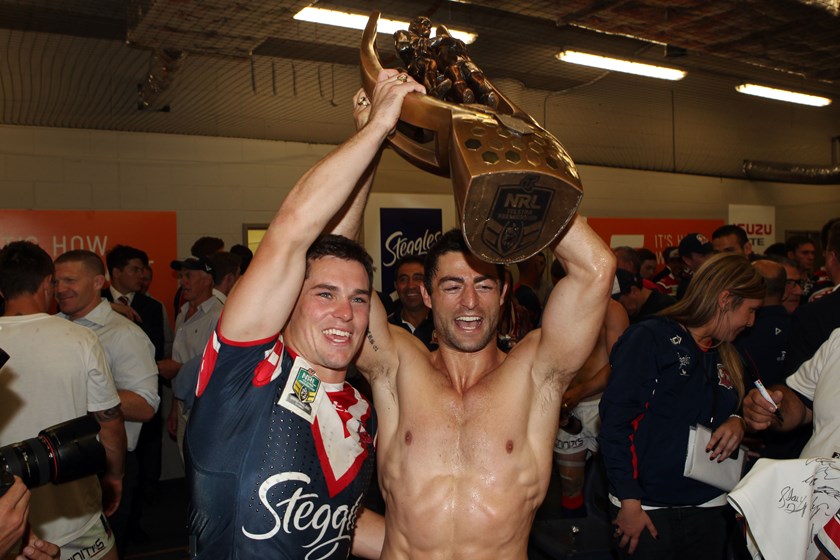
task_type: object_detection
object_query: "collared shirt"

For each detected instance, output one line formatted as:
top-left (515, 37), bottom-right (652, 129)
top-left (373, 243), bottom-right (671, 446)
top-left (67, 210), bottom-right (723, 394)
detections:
top-left (109, 286), bottom-right (134, 306)
top-left (172, 294), bottom-right (224, 364)
top-left (60, 299), bottom-right (159, 451)
top-left (212, 288), bottom-right (227, 304)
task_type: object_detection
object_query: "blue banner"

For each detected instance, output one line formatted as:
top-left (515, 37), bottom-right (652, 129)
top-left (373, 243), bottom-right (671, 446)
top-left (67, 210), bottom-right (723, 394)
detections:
top-left (379, 207), bottom-right (443, 293)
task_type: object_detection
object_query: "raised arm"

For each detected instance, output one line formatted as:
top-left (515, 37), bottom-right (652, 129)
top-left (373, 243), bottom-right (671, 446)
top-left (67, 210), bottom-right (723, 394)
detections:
top-left (221, 71), bottom-right (424, 342)
top-left (533, 215), bottom-right (615, 382)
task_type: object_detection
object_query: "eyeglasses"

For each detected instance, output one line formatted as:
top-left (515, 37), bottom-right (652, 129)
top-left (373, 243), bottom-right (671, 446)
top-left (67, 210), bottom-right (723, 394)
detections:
top-left (785, 279), bottom-right (806, 288)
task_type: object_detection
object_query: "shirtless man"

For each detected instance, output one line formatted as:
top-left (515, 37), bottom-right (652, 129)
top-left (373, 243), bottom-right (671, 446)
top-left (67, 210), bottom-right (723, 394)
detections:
top-left (355, 219), bottom-right (615, 552)
top-left (554, 298), bottom-right (628, 514)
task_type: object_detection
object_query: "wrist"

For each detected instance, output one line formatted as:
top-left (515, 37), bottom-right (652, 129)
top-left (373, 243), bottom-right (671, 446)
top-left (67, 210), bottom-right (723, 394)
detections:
top-left (729, 413), bottom-right (747, 430)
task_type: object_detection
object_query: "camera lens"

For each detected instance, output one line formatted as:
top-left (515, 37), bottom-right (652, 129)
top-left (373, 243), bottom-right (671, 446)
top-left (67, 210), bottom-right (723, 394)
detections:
top-left (0, 437), bottom-right (53, 487)
top-left (0, 415), bottom-right (104, 489)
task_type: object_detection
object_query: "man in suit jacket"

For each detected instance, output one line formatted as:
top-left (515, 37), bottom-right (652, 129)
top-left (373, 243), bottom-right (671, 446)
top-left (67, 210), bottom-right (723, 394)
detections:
top-left (102, 245), bottom-right (165, 361)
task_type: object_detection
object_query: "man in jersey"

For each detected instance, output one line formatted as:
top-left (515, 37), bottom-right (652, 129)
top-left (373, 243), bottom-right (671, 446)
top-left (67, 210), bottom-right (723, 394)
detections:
top-left (183, 70), bottom-right (423, 559)
top-left (355, 229), bottom-right (615, 554)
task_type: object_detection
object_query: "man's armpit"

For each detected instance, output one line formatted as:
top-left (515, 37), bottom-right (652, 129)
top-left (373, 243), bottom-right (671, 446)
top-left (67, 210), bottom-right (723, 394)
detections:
top-left (91, 405), bottom-right (124, 423)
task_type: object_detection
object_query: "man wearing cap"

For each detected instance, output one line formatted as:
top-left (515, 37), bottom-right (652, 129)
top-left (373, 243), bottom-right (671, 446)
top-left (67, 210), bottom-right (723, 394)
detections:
top-left (676, 233), bottom-right (713, 299)
top-left (613, 269), bottom-right (676, 323)
top-left (653, 246), bottom-right (683, 298)
top-left (157, 255), bottom-right (223, 458)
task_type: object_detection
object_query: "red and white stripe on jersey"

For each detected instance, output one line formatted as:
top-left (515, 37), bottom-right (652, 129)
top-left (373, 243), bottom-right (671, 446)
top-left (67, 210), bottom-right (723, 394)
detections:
top-left (312, 384), bottom-right (373, 498)
top-left (816, 511), bottom-right (840, 560)
top-left (196, 330), bottom-right (222, 398)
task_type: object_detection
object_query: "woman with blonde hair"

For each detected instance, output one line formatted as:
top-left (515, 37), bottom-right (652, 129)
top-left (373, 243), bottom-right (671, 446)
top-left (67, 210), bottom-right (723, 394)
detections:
top-left (599, 253), bottom-right (765, 560)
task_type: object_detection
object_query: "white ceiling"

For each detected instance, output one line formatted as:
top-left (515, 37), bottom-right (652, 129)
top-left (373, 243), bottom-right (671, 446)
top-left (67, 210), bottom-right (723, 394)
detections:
top-left (0, 0), bottom-right (838, 179)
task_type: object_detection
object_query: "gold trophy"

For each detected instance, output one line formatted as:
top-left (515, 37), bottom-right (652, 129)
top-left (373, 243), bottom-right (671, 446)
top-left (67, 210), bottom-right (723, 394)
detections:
top-left (360, 12), bottom-right (582, 264)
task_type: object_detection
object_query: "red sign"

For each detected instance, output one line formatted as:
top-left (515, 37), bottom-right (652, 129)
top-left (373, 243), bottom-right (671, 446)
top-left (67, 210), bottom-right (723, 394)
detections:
top-left (588, 217), bottom-right (724, 265)
top-left (0, 210), bottom-right (178, 316)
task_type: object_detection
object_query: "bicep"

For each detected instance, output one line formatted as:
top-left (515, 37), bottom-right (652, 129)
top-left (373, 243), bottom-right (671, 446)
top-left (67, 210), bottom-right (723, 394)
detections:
top-left (220, 241), bottom-right (307, 342)
top-left (536, 275), bottom-right (610, 376)
top-left (356, 292), bottom-right (399, 383)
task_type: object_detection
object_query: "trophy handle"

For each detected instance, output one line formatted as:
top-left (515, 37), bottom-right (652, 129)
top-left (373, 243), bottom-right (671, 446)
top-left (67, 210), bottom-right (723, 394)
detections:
top-left (360, 12), bottom-right (453, 176)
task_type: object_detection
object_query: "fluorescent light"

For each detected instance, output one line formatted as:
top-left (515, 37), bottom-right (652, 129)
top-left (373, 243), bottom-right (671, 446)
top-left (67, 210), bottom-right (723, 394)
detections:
top-left (735, 83), bottom-right (831, 107)
top-left (556, 50), bottom-right (686, 81)
top-left (294, 7), bottom-right (477, 44)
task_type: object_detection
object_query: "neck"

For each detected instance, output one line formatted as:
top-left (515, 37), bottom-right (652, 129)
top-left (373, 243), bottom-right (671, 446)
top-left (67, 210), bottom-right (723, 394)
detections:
top-left (3, 295), bottom-right (48, 317)
top-left (111, 282), bottom-right (131, 295)
top-left (401, 306), bottom-right (429, 328)
top-left (684, 323), bottom-right (716, 350)
top-left (68, 301), bottom-right (99, 321)
top-left (432, 342), bottom-right (504, 394)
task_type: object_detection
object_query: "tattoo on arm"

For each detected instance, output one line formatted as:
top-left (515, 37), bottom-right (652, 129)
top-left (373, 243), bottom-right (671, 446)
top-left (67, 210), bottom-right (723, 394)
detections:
top-left (366, 330), bottom-right (379, 352)
top-left (92, 405), bottom-right (123, 423)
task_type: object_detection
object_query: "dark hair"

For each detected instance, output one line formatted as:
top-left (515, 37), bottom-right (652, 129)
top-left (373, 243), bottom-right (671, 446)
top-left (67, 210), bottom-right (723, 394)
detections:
top-left (206, 252), bottom-right (242, 285)
top-left (827, 221), bottom-right (840, 255)
top-left (786, 235), bottom-right (815, 253)
top-left (637, 248), bottom-right (656, 262)
top-left (394, 254), bottom-right (425, 275)
top-left (55, 250), bottom-right (106, 276)
top-left (712, 224), bottom-right (749, 247)
top-left (764, 242), bottom-right (788, 258)
top-left (423, 229), bottom-right (505, 294)
top-left (190, 236), bottom-right (225, 258)
top-left (105, 245), bottom-right (149, 275)
top-left (613, 246), bottom-right (641, 274)
top-left (821, 217), bottom-right (840, 250)
top-left (229, 244), bottom-right (253, 274)
top-left (0, 241), bottom-right (55, 299)
top-left (305, 234), bottom-right (374, 290)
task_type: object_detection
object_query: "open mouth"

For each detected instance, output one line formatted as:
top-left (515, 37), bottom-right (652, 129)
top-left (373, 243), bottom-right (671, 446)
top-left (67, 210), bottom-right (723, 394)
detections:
top-left (455, 315), bottom-right (482, 330)
top-left (323, 328), bottom-right (352, 342)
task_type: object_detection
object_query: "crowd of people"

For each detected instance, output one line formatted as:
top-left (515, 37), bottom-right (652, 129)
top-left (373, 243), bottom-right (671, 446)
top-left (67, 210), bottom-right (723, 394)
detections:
top-left (1, 69), bottom-right (838, 560)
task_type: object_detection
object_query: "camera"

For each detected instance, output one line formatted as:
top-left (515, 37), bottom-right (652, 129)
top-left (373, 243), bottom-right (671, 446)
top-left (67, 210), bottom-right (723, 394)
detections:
top-left (0, 415), bottom-right (105, 496)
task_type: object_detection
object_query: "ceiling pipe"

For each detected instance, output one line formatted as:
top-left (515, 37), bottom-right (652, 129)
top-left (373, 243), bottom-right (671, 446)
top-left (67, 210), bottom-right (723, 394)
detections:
top-left (743, 137), bottom-right (840, 184)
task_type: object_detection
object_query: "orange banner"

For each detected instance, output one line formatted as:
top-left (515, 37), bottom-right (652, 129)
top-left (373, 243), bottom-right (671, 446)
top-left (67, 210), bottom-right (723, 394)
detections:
top-left (0, 210), bottom-right (178, 314)
top-left (588, 217), bottom-right (725, 264)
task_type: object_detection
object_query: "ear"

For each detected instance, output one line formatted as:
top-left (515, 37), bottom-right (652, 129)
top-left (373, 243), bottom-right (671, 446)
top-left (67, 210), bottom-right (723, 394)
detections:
top-left (499, 279), bottom-right (508, 307)
top-left (420, 282), bottom-right (432, 309)
top-left (93, 274), bottom-right (106, 290)
top-left (744, 241), bottom-right (753, 255)
top-left (717, 289), bottom-right (731, 310)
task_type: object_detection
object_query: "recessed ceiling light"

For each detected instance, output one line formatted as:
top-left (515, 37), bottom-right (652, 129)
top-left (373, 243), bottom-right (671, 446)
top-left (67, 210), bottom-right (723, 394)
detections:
top-left (556, 50), bottom-right (686, 81)
top-left (735, 83), bottom-right (831, 107)
top-left (293, 7), bottom-right (477, 44)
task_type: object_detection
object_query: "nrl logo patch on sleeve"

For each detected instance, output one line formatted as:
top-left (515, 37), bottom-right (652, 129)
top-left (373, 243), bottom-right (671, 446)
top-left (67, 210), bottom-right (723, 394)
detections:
top-left (279, 355), bottom-right (325, 423)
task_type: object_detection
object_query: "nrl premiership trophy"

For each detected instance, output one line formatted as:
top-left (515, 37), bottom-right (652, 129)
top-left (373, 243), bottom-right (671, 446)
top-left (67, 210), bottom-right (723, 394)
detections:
top-left (360, 12), bottom-right (582, 264)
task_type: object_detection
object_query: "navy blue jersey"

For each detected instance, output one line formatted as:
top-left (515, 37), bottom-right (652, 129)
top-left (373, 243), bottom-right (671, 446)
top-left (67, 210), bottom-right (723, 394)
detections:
top-left (185, 329), bottom-right (376, 560)
top-left (600, 317), bottom-right (739, 507)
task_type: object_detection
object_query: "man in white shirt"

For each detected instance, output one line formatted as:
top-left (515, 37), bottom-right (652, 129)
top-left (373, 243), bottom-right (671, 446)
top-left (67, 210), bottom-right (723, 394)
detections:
top-left (54, 249), bottom-right (159, 556)
top-left (157, 256), bottom-right (223, 458)
top-left (0, 241), bottom-right (125, 560)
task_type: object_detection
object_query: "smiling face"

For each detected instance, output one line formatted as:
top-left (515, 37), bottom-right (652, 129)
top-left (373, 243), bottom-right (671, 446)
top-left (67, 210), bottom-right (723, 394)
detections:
top-left (284, 256), bottom-right (371, 382)
top-left (422, 251), bottom-right (505, 353)
top-left (54, 260), bottom-right (104, 320)
top-left (714, 296), bottom-right (763, 341)
top-left (395, 261), bottom-right (426, 313)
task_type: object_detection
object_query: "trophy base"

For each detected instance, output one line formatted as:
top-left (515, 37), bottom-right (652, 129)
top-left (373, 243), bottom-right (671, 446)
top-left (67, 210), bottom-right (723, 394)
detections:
top-left (461, 171), bottom-right (582, 264)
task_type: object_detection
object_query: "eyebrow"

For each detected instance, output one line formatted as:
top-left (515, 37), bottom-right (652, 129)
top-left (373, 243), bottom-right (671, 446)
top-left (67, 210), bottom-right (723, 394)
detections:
top-left (437, 275), bottom-right (497, 285)
top-left (312, 283), bottom-right (371, 296)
